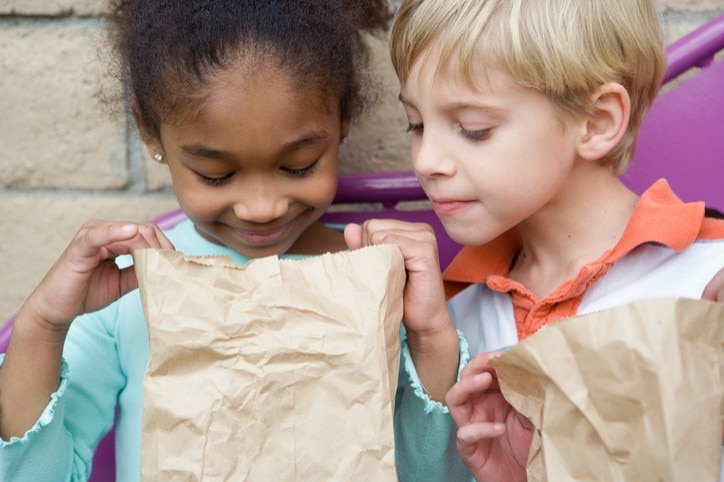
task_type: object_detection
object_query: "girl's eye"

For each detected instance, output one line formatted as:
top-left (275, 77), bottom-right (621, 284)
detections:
top-left (196, 172), bottom-right (234, 186)
top-left (460, 127), bottom-right (491, 142)
top-left (405, 123), bottom-right (423, 136)
top-left (282, 161), bottom-right (319, 178)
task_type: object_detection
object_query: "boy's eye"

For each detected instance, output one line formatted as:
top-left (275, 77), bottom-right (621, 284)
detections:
top-left (460, 127), bottom-right (491, 142)
top-left (196, 172), bottom-right (234, 186)
top-left (405, 123), bottom-right (423, 136)
top-left (282, 160), bottom-right (318, 178)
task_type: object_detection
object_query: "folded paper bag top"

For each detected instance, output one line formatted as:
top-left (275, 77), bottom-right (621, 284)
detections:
top-left (490, 297), bottom-right (724, 482)
top-left (132, 245), bottom-right (405, 481)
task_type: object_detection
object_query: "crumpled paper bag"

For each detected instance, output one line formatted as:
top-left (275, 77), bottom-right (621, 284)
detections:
top-left (132, 245), bottom-right (405, 481)
top-left (490, 297), bottom-right (724, 482)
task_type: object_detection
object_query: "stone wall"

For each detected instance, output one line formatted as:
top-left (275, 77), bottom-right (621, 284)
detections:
top-left (1, 1), bottom-right (722, 321)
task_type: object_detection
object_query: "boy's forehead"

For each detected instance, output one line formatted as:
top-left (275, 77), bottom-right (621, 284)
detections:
top-left (403, 41), bottom-right (502, 98)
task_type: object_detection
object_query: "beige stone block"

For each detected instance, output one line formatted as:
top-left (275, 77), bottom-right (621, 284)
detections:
top-left (340, 32), bottom-right (411, 173)
top-left (0, 0), bottom-right (110, 16)
top-left (659, 0), bottom-right (724, 11)
top-left (0, 194), bottom-right (179, 324)
top-left (0, 22), bottom-right (128, 189)
top-left (664, 13), bottom-right (724, 45)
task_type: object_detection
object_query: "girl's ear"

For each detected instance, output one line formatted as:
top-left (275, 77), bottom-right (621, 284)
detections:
top-left (131, 101), bottom-right (165, 161)
top-left (576, 82), bottom-right (630, 161)
top-left (340, 119), bottom-right (351, 144)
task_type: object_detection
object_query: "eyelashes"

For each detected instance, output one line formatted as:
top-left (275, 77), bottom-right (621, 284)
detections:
top-left (406, 123), bottom-right (423, 135)
top-left (460, 128), bottom-right (491, 142)
top-left (282, 160), bottom-right (319, 178)
top-left (405, 123), bottom-right (492, 143)
top-left (194, 161), bottom-right (319, 186)
top-left (196, 172), bottom-right (234, 186)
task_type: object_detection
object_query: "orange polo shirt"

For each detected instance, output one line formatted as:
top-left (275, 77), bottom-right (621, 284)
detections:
top-left (442, 179), bottom-right (724, 341)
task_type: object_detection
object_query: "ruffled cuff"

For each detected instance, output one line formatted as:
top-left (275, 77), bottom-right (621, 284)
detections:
top-left (400, 329), bottom-right (470, 414)
top-left (0, 354), bottom-right (69, 446)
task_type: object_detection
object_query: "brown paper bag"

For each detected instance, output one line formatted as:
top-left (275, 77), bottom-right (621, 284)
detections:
top-left (490, 297), bottom-right (724, 482)
top-left (133, 245), bottom-right (405, 481)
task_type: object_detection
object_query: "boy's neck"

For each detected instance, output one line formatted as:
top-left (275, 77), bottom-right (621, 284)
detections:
top-left (508, 170), bottom-right (638, 299)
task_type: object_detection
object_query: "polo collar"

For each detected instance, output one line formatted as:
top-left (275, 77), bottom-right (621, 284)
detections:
top-left (442, 179), bottom-right (706, 296)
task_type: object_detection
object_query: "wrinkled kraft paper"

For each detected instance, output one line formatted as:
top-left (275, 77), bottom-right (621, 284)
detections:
top-left (133, 245), bottom-right (405, 481)
top-left (490, 297), bottom-right (724, 482)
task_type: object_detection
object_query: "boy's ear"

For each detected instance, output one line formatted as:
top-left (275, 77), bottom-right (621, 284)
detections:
top-left (131, 101), bottom-right (164, 161)
top-left (577, 83), bottom-right (630, 161)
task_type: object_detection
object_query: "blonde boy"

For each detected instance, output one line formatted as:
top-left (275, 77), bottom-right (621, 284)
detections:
top-left (345, 0), bottom-right (724, 480)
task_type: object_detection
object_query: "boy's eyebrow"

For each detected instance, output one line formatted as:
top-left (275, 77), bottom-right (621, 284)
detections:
top-left (442, 101), bottom-right (504, 115)
top-left (179, 131), bottom-right (329, 160)
top-left (399, 92), bottom-right (504, 116)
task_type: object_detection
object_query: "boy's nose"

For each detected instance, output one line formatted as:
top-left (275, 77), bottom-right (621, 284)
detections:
top-left (413, 132), bottom-right (455, 179)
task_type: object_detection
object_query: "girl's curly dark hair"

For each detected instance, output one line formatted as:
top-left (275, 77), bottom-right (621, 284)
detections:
top-left (105, 0), bottom-right (390, 135)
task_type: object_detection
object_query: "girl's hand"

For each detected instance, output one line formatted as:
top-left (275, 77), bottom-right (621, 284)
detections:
top-left (702, 267), bottom-right (724, 302)
top-left (22, 219), bottom-right (174, 335)
top-left (0, 219), bottom-right (174, 439)
top-left (344, 219), bottom-right (458, 401)
top-left (445, 352), bottom-right (533, 482)
top-left (344, 219), bottom-right (449, 334)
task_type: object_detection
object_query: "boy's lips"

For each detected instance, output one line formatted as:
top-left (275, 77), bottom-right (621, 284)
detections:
top-left (431, 199), bottom-right (475, 215)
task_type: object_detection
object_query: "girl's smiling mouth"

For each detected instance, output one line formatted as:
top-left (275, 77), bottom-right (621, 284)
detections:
top-left (227, 222), bottom-right (294, 247)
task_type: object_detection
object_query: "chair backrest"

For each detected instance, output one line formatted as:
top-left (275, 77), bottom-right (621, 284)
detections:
top-left (622, 14), bottom-right (724, 212)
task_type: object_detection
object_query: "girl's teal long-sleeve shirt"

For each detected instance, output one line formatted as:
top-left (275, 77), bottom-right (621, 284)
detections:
top-left (0, 219), bottom-right (472, 481)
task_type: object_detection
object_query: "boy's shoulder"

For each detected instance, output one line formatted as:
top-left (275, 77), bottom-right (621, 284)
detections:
top-left (623, 179), bottom-right (724, 247)
top-left (699, 216), bottom-right (724, 240)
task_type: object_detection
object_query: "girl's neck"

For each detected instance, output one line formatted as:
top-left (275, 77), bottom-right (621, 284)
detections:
top-left (287, 221), bottom-right (347, 256)
top-left (508, 171), bottom-right (638, 299)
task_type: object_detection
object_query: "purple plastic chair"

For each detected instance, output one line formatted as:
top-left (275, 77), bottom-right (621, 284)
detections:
top-left (622, 14), bottom-right (724, 212)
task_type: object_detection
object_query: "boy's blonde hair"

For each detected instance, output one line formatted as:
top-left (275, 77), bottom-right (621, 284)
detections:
top-left (390, 0), bottom-right (666, 172)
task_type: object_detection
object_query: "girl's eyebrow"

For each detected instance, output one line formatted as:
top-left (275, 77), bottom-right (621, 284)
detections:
top-left (179, 131), bottom-right (329, 160)
top-left (282, 131), bottom-right (329, 152)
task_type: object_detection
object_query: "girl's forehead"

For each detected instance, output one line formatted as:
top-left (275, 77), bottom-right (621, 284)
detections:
top-left (167, 60), bottom-right (337, 128)
top-left (160, 60), bottom-right (343, 150)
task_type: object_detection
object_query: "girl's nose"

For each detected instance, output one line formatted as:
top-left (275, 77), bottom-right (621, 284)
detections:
top-left (232, 191), bottom-right (288, 223)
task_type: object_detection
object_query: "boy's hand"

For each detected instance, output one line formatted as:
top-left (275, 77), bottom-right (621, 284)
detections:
top-left (344, 219), bottom-right (459, 401)
top-left (445, 352), bottom-right (533, 482)
top-left (702, 267), bottom-right (724, 302)
top-left (23, 219), bottom-right (174, 335)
